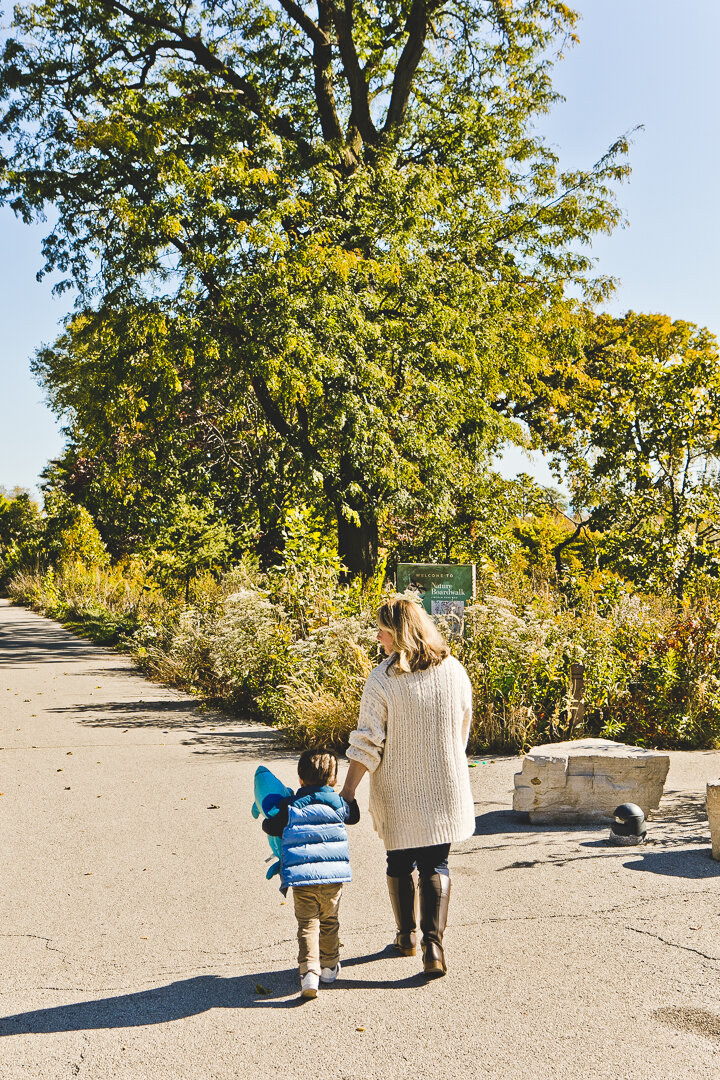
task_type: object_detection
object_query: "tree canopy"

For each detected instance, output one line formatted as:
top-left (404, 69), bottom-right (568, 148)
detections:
top-left (533, 311), bottom-right (720, 595)
top-left (1, 0), bottom-right (630, 574)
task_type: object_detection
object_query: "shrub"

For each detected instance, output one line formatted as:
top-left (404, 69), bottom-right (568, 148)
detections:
top-left (9, 552), bottom-right (720, 753)
top-left (279, 614), bottom-right (377, 748)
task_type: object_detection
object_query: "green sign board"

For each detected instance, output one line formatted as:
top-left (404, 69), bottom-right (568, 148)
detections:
top-left (396, 563), bottom-right (475, 634)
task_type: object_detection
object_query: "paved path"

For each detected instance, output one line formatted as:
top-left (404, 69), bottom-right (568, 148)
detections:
top-left (2, 598), bottom-right (720, 1079)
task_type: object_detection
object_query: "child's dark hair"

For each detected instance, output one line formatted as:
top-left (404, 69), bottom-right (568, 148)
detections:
top-left (297, 749), bottom-right (338, 787)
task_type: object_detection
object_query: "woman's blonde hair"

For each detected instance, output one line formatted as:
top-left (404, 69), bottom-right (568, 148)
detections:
top-left (377, 597), bottom-right (449, 674)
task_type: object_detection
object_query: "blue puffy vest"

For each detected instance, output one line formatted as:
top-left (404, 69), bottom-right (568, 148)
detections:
top-left (281, 786), bottom-right (352, 890)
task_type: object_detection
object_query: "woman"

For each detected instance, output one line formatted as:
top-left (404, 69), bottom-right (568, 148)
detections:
top-left (339, 596), bottom-right (475, 977)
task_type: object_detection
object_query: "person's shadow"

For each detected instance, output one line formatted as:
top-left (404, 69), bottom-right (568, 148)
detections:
top-left (0, 952), bottom-right (426, 1034)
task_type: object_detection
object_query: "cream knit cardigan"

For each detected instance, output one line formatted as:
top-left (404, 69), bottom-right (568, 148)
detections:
top-left (346, 654), bottom-right (476, 851)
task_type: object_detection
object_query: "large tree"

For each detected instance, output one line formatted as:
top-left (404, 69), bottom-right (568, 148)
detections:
top-left (33, 299), bottom-right (306, 562)
top-left (528, 311), bottom-right (720, 595)
top-left (1, 0), bottom-right (628, 574)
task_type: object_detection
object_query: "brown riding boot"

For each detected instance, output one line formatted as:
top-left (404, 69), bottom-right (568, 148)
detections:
top-left (419, 873), bottom-right (451, 977)
top-left (386, 874), bottom-right (417, 956)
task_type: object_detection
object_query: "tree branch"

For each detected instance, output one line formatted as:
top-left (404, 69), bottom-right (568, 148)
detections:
top-left (99, 0), bottom-right (313, 157)
top-left (384, 0), bottom-right (428, 134)
top-left (332, 0), bottom-right (378, 145)
top-left (276, 0), bottom-right (325, 45)
top-left (313, 0), bottom-right (344, 143)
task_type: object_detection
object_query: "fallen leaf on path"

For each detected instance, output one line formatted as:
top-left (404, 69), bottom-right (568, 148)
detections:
top-left (255, 983), bottom-right (271, 995)
top-left (207, 804), bottom-right (219, 809)
top-left (356, 1027), bottom-right (365, 1032)
top-left (66, 751), bottom-right (72, 755)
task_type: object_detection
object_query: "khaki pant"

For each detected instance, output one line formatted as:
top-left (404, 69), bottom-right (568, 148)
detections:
top-left (292, 883), bottom-right (343, 975)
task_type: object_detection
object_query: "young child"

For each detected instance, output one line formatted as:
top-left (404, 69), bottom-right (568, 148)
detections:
top-left (262, 749), bottom-right (360, 999)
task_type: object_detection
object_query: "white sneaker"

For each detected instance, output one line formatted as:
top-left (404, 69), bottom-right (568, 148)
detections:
top-left (320, 962), bottom-right (341, 984)
top-left (300, 972), bottom-right (319, 999)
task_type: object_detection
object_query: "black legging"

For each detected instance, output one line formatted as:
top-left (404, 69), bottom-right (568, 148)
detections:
top-left (386, 842), bottom-right (451, 879)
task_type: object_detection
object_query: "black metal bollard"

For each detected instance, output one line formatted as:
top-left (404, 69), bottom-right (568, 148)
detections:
top-left (608, 802), bottom-right (646, 845)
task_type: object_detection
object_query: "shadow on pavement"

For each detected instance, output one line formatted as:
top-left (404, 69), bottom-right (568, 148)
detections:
top-left (58, 700), bottom-right (290, 759)
top-left (0, 621), bottom-right (104, 664)
top-left (0, 975), bottom-right (294, 1032)
top-left (473, 810), bottom-right (535, 835)
top-left (51, 700), bottom-right (291, 759)
top-left (650, 790), bottom-right (710, 844)
top-left (52, 700), bottom-right (217, 729)
top-left (0, 957), bottom-right (427, 1033)
top-left (622, 847), bottom-right (720, 878)
top-left (181, 729), bottom-right (296, 760)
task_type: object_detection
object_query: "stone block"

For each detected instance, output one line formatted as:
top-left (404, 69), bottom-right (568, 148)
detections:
top-left (513, 738), bottom-right (670, 824)
top-left (706, 783), bottom-right (720, 861)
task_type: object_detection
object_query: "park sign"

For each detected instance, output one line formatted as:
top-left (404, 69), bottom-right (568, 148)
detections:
top-left (396, 563), bottom-right (476, 635)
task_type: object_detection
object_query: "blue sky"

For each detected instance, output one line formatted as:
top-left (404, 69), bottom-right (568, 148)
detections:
top-left (1, 0), bottom-right (719, 495)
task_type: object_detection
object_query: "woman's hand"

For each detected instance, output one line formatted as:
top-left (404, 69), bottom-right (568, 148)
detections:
top-left (340, 759), bottom-right (368, 802)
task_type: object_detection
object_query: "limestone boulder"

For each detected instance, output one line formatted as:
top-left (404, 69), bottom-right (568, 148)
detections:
top-left (513, 738), bottom-right (670, 824)
top-left (706, 783), bottom-right (720, 861)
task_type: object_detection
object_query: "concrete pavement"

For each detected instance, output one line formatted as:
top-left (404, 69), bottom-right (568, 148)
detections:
top-left (2, 597), bottom-right (720, 1079)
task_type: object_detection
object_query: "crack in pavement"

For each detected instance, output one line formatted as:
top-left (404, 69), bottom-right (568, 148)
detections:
top-left (0, 933), bottom-right (67, 957)
top-left (70, 1035), bottom-right (88, 1076)
top-left (452, 887), bottom-right (720, 927)
top-left (627, 925), bottom-right (720, 963)
top-left (7, 907), bottom-right (720, 998)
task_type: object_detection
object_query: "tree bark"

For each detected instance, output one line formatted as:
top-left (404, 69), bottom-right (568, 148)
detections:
top-left (256, 518), bottom-right (286, 570)
top-left (337, 505), bottom-right (378, 580)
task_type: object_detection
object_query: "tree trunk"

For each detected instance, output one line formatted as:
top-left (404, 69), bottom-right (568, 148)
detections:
top-left (256, 519), bottom-right (286, 570)
top-left (337, 507), bottom-right (378, 580)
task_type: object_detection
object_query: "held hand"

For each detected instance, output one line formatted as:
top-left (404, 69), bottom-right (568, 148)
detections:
top-left (339, 759), bottom-right (368, 804)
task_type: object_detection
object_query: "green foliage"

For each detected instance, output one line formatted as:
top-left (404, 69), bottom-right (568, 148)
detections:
top-left (9, 553), bottom-right (720, 753)
top-left (599, 602), bottom-right (720, 749)
top-left (38, 488), bottom-right (109, 568)
top-left (537, 312), bottom-right (720, 597)
top-left (147, 495), bottom-right (234, 600)
top-left (0, 488), bottom-right (42, 588)
top-left (8, 560), bottom-right (160, 644)
top-left (1, 0), bottom-right (629, 575)
top-left (463, 584), bottom-right (720, 754)
top-left (129, 554), bottom-right (380, 736)
top-left (33, 303), bottom-right (301, 565)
